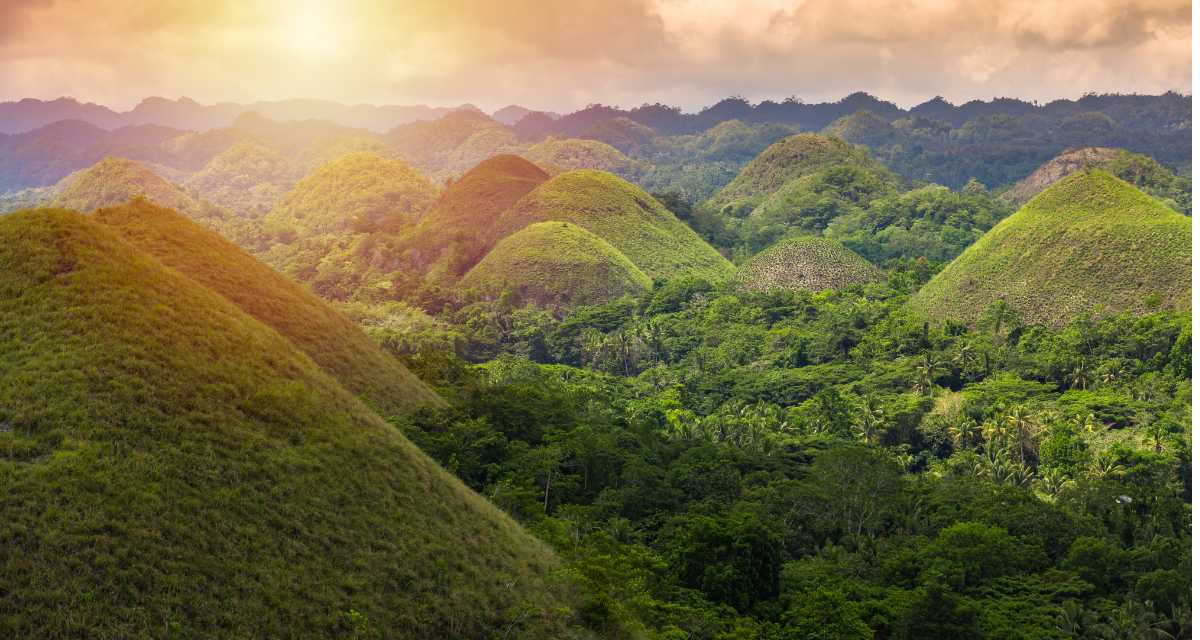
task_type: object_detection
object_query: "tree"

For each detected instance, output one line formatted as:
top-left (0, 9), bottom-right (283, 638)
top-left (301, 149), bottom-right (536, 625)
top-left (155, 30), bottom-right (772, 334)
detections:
top-left (783, 588), bottom-right (873, 640)
top-left (790, 447), bottom-right (901, 539)
top-left (1005, 404), bottom-right (1037, 466)
top-left (668, 512), bottom-right (786, 613)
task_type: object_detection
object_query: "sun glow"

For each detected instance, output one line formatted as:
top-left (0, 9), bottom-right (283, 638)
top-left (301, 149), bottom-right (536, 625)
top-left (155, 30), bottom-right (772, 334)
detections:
top-left (278, 2), bottom-right (345, 59)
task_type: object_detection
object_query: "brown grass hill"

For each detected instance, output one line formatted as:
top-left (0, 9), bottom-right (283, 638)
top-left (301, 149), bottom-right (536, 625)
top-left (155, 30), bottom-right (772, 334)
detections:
top-left (91, 200), bottom-right (442, 415)
top-left (48, 156), bottom-right (195, 213)
top-left (0, 208), bottom-right (572, 637)
top-left (1002, 146), bottom-right (1122, 206)
top-left (488, 169), bottom-right (735, 281)
top-left (906, 170), bottom-right (1192, 329)
top-left (460, 221), bottom-right (653, 306)
top-left (263, 152), bottom-right (439, 242)
top-left (735, 236), bottom-right (886, 293)
top-left (702, 133), bottom-right (891, 216)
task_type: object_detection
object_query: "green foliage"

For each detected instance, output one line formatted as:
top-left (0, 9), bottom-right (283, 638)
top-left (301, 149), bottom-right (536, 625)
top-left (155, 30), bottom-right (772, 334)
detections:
top-left (667, 511), bottom-right (787, 613)
top-left (185, 141), bottom-right (304, 216)
top-left (49, 156), bottom-right (197, 214)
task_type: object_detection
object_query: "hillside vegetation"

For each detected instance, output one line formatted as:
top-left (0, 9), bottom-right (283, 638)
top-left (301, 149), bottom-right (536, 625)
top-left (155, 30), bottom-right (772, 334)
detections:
top-left (490, 169), bottom-right (735, 281)
top-left (0, 209), bottom-right (573, 638)
top-left (735, 236), bottom-right (885, 293)
top-left (907, 171), bottom-right (1191, 328)
top-left (461, 222), bottom-right (653, 306)
top-left (1002, 147), bottom-right (1123, 206)
top-left (186, 142), bottom-right (304, 216)
top-left (49, 156), bottom-right (195, 213)
top-left (92, 200), bottom-right (441, 415)
top-left (264, 152), bottom-right (438, 240)
top-left (522, 138), bottom-right (632, 173)
top-left (704, 134), bottom-right (887, 213)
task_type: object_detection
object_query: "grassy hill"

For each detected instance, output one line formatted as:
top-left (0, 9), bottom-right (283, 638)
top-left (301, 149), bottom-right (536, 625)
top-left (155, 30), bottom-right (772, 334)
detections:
top-left (91, 200), bottom-right (442, 415)
top-left (264, 152), bottom-right (438, 241)
top-left (735, 236), bottom-right (885, 292)
top-left (1002, 146), bottom-right (1122, 206)
top-left (186, 142), bottom-right (304, 216)
top-left (48, 156), bottom-right (195, 213)
top-left (907, 171), bottom-right (1192, 328)
top-left (0, 208), bottom-right (572, 637)
top-left (461, 221), bottom-right (653, 305)
top-left (490, 169), bottom-right (735, 281)
top-left (703, 134), bottom-right (886, 214)
top-left (522, 138), bottom-right (632, 173)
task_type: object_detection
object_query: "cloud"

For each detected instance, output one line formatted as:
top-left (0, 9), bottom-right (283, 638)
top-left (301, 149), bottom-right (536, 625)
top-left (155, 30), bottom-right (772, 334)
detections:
top-left (0, 0), bottom-right (1190, 113)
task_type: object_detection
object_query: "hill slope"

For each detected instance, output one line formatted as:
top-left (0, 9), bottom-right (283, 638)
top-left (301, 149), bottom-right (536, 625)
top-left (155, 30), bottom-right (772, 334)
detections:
top-left (0, 209), bottom-right (571, 637)
top-left (48, 156), bottom-right (195, 212)
top-left (265, 152), bottom-right (438, 240)
top-left (91, 200), bottom-right (442, 415)
top-left (703, 134), bottom-right (885, 213)
top-left (735, 237), bottom-right (885, 292)
top-left (1002, 146), bottom-right (1122, 206)
top-left (185, 142), bottom-right (304, 215)
top-left (461, 222), bottom-right (653, 305)
top-left (489, 169), bottom-right (735, 281)
top-left (907, 171), bottom-right (1191, 328)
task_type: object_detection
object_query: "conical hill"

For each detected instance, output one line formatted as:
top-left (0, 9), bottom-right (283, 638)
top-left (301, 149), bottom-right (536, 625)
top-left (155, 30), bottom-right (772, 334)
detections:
top-left (703, 133), bottom-right (884, 213)
top-left (1002, 146), bottom-right (1121, 206)
top-left (735, 237), bottom-right (885, 293)
top-left (489, 169), bottom-right (735, 281)
top-left (907, 171), bottom-right (1192, 328)
top-left (0, 209), bottom-right (571, 636)
top-left (91, 200), bottom-right (442, 415)
top-left (265, 152), bottom-right (438, 240)
top-left (48, 156), bottom-right (194, 213)
top-left (461, 222), bottom-right (652, 305)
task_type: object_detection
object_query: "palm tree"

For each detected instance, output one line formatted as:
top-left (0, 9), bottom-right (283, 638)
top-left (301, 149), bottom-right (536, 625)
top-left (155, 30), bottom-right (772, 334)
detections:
top-left (981, 420), bottom-right (1010, 448)
top-left (1065, 361), bottom-right (1095, 391)
top-left (1005, 404), bottom-right (1037, 467)
top-left (1038, 467), bottom-right (1076, 501)
top-left (948, 418), bottom-right (978, 452)
top-left (1097, 361), bottom-right (1126, 386)
top-left (1143, 422), bottom-right (1170, 454)
top-left (1069, 413), bottom-right (1100, 435)
top-left (1083, 449), bottom-right (1127, 481)
top-left (1058, 601), bottom-right (1098, 638)
top-left (910, 354), bottom-right (946, 396)
top-left (1005, 462), bottom-right (1036, 487)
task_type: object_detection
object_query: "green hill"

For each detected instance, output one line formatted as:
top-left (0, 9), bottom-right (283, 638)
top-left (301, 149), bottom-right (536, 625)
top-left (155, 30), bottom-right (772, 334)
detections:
top-left (703, 134), bottom-right (886, 214)
top-left (907, 171), bottom-right (1192, 328)
top-left (461, 221), bottom-right (652, 305)
top-left (535, 161), bottom-right (568, 177)
top-left (185, 142), bottom-right (304, 216)
top-left (489, 169), bottom-right (735, 281)
top-left (521, 138), bottom-right (631, 173)
top-left (49, 156), bottom-right (195, 213)
top-left (265, 152), bottom-right (438, 241)
top-left (735, 236), bottom-right (885, 292)
top-left (91, 200), bottom-right (442, 415)
top-left (0, 209), bottom-right (572, 637)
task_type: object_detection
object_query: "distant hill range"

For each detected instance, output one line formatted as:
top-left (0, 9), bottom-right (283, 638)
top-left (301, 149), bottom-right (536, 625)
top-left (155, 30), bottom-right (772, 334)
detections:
top-left (2, 91), bottom-right (1188, 136)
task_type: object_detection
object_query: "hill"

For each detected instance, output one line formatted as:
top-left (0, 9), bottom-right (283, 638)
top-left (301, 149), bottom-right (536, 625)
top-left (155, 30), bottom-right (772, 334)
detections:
top-left (48, 156), bottom-right (195, 213)
top-left (0, 209), bottom-right (572, 637)
top-left (489, 169), bottom-right (735, 281)
top-left (735, 236), bottom-right (885, 292)
top-left (1002, 146), bottom-right (1122, 206)
top-left (703, 133), bottom-right (889, 214)
top-left (264, 152), bottom-right (438, 240)
top-left (907, 171), bottom-right (1192, 328)
top-left (91, 200), bottom-right (442, 415)
top-left (535, 161), bottom-right (568, 176)
top-left (521, 138), bottom-right (632, 173)
top-left (186, 142), bottom-right (304, 215)
top-left (461, 221), bottom-right (652, 305)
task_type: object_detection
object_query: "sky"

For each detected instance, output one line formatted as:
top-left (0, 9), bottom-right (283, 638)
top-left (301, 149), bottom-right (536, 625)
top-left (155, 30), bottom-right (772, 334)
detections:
top-left (0, 0), bottom-right (1191, 113)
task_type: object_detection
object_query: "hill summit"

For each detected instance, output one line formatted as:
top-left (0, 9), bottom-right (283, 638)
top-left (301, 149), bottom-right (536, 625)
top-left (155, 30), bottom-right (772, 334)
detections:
top-left (907, 170), bottom-right (1191, 328)
top-left (48, 156), bottom-right (194, 213)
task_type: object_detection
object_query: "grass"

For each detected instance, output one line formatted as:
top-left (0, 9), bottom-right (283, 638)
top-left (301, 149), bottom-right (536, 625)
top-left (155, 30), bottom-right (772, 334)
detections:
top-left (461, 221), bottom-right (653, 305)
top-left (1002, 147), bottom-right (1122, 206)
top-left (185, 142), bottom-right (304, 216)
top-left (0, 208), bottom-right (575, 638)
top-left (49, 156), bottom-right (195, 213)
top-left (703, 133), bottom-right (883, 212)
top-left (91, 200), bottom-right (442, 416)
top-left (734, 236), bottom-right (885, 293)
top-left (265, 152), bottom-right (438, 240)
top-left (489, 169), bottom-right (736, 281)
top-left (521, 138), bottom-right (631, 173)
top-left (907, 171), bottom-right (1192, 329)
